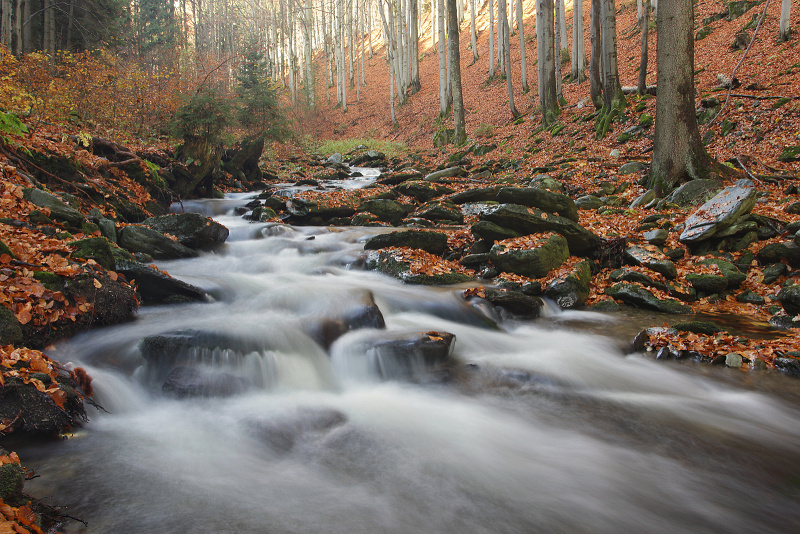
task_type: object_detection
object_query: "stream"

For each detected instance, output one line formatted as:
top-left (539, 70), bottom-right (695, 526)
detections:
top-left (19, 170), bottom-right (800, 533)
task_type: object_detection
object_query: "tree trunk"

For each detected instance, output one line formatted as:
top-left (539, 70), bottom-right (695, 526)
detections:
top-left (637, 0), bottom-right (649, 95)
top-left (500, 0), bottom-right (519, 117)
top-left (595, 0), bottom-right (624, 137)
top-left (779, 0), bottom-right (791, 41)
top-left (470, 0), bottom-right (478, 63)
top-left (517, 0), bottom-right (528, 92)
top-left (410, 0), bottom-right (420, 92)
top-left (489, 0), bottom-right (495, 77)
top-left (498, 0), bottom-right (505, 75)
top-left (554, 0), bottom-right (563, 100)
top-left (447, 0), bottom-right (466, 145)
top-left (537, 0), bottom-right (558, 125)
top-left (437, 0), bottom-right (447, 115)
top-left (589, 0), bottom-right (602, 107)
top-left (646, 0), bottom-right (712, 195)
top-left (572, 0), bottom-right (586, 82)
top-left (557, 0), bottom-right (568, 58)
top-left (304, 0), bottom-right (315, 106)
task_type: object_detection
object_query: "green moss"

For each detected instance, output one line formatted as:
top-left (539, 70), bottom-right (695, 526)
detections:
top-left (33, 270), bottom-right (63, 291)
top-left (0, 240), bottom-right (14, 259)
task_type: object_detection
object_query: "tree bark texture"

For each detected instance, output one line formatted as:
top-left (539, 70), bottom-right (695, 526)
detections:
top-left (589, 0), bottom-right (603, 108)
top-left (537, 0), bottom-right (559, 125)
top-left (646, 0), bottom-right (711, 194)
top-left (447, 0), bottom-right (466, 144)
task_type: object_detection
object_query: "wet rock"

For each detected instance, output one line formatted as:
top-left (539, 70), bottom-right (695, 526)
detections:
top-left (367, 250), bottom-right (474, 285)
top-left (778, 285), bottom-right (800, 316)
top-left (0, 306), bottom-right (23, 346)
top-left (393, 181), bottom-right (454, 202)
top-left (377, 171), bottom-right (423, 186)
top-left (0, 372), bottom-right (86, 435)
top-left (490, 234), bottom-right (569, 278)
top-left (162, 365), bottom-right (251, 398)
top-left (350, 150), bottom-right (386, 167)
top-left (773, 357), bottom-right (800, 376)
top-left (679, 179), bottom-right (757, 243)
top-left (605, 283), bottom-right (693, 314)
top-left (470, 220), bottom-right (522, 243)
top-left (630, 189), bottom-right (656, 208)
top-left (471, 143), bottom-right (497, 157)
top-left (575, 195), bottom-right (606, 210)
top-left (642, 229), bottom-right (669, 246)
top-left (698, 257), bottom-right (746, 286)
top-left (591, 299), bottom-right (621, 312)
top-left (496, 187), bottom-right (579, 222)
top-left (356, 199), bottom-right (407, 226)
top-left (361, 331), bottom-right (456, 380)
top-left (326, 153), bottom-right (343, 164)
top-left (544, 260), bottom-right (592, 309)
top-left (0, 463), bottom-right (24, 500)
top-left (364, 230), bottom-right (448, 255)
top-left (757, 242), bottom-right (800, 266)
top-left (686, 273), bottom-right (728, 294)
top-left (22, 188), bottom-right (86, 227)
top-left (624, 246), bottom-right (678, 279)
top-left (118, 225), bottom-right (199, 260)
top-left (411, 201), bottom-right (464, 224)
top-left (479, 289), bottom-right (545, 317)
top-left (143, 213), bottom-right (229, 249)
top-left (448, 186), bottom-right (504, 204)
top-left (115, 257), bottom-right (206, 305)
top-left (725, 352), bottom-right (743, 368)
top-left (480, 204), bottom-right (603, 256)
top-left (459, 253), bottom-right (491, 267)
top-left (736, 289), bottom-right (765, 305)
top-left (69, 236), bottom-right (116, 270)
top-left (656, 346), bottom-right (680, 360)
top-left (672, 321), bottom-right (724, 335)
top-left (305, 292), bottom-right (386, 349)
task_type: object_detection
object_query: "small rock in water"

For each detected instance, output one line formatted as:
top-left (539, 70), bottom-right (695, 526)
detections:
top-left (725, 352), bottom-right (743, 368)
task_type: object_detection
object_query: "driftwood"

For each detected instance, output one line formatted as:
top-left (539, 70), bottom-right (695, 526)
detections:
top-left (70, 135), bottom-right (142, 168)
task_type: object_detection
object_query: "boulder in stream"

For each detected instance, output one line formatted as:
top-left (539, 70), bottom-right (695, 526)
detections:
top-left (490, 234), bottom-right (569, 278)
top-left (162, 365), bottom-right (252, 398)
top-left (114, 258), bottom-right (207, 305)
top-left (364, 230), bottom-right (449, 255)
top-left (143, 213), bottom-right (229, 250)
top-left (605, 282), bottom-right (693, 314)
top-left (118, 225), bottom-right (199, 260)
top-left (496, 187), bottom-right (579, 222)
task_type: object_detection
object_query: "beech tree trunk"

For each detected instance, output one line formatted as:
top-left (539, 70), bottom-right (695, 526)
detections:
top-left (437, 0), bottom-right (447, 115)
top-left (779, 0), bottom-right (791, 41)
top-left (470, 0), bottom-right (478, 63)
top-left (600, 0), bottom-right (623, 111)
top-left (537, 0), bottom-right (558, 125)
top-left (637, 0), bottom-right (649, 95)
top-left (571, 0), bottom-right (586, 83)
top-left (646, 0), bottom-right (711, 195)
top-left (410, 0), bottom-right (420, 93)
top-left (447, 0), bottom-right (466, 145)
top-left (500, 0), bottom-right (519, 117)
top-left (517, 0), bottom-right (528, 92)
top-left (589, 0), bottom-right (603, 108)
top-left (489, 0), bottom-right (495, 77)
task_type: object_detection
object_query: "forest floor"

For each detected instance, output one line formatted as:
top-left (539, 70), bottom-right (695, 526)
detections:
top-left (0, 0), bottom-right (798, 531)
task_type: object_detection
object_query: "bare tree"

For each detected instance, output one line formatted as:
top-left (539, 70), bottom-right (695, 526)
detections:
top-left (589, 0), bottom-right (603, 107)
top-left (437, 0), bottom-right (447, 114)
top-left (637, 0), bottom-right (649, 95)
top-left (470, 0), bottom-right (479, 63)
top-left (499, 0), bottom-right (519, 117)
top-left (537, 0), bottom-right (559, 125)
top-left (779, 0), bottom-right (792, 41)
top-left (646, 0), bottom-right (715, 194)
top-left (571, 0), bottom-right (586, 83)
top-left (596, 0), bottom-right (625, 137)
top-left (447, 0), bottom-right (466, 144)
top-left (517, 0), bottom-right (528, 92)
top-left (489, 0), bottom-right (495, 77)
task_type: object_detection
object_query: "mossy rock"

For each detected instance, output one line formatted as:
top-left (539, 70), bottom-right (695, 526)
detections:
top-left (778, 285), bottom-right (800, 316)
top-left (778, 146), bottom-right (800, 163)
top-left (698, 257), bottom-right (746, 286)
top-left (368, 250), bottom-right (474, 286)
top-left (32, 271), bottom-right (64, 291)
top-left (0, 306), bottom-right (23, 346)
top-left (364, 230), bottom-right (449, 255)
top-left (544, 260), bottom-right (592, 309)
top-left (686, 273), bottom-right (728, 294)
top-left (70, 236), bottom-right (116, 270)
top-left (605, 283), bottom-right (693, 314)
top-left (490, 234), bottom-right (570, 278)
top-left (0, 240), bottom-right (14, 259)
top-left (672, 321), bottom-right (724, 335)
top-left (0, 463), bottom-right (24, 500)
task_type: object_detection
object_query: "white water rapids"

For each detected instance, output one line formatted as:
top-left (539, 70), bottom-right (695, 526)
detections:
top-left (20, 181), bottom-right (800, 533)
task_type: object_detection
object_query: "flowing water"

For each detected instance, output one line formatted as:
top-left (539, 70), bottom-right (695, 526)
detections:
top-left (20, 172), bottom-right (800, 533)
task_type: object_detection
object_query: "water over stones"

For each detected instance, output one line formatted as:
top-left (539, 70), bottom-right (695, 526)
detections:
top-left (114, 258), bottom-right (207, 305)
top-left (544, 260), bottom-right (592, 309)
top-left (367, 250), bottom-right (474, 285)
top-left (679, 179), bottom-right (757, 244)
top-left (475, 289), bottom-right (545, 318)
top-left (249, 407), bottom-right (348, 454)
top-left (162, 366), bottom-right (252, 398)
top-left (303, 292), bottom-right (387, 350)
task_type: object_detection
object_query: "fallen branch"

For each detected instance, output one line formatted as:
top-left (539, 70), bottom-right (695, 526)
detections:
top-left (727, 94), bottom-right (798, 100)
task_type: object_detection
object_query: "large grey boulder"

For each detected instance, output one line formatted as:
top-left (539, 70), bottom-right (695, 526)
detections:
top-left (411, 201), bottom-right (464, 224)
top-left (490, 234), bottom-right (569, 278)
top-left (448, 186), bottom-right (504, 204)
top-left (423, 167), bottom-right (467, 182)
top-left (624, 246), bottom-right (678, 279)
top-left (356, 199), bottom-right (407, 226)
top-left (144, 213), bottom-right (229, 250)
top-left (778, 285), bottom-right (800, 316)
top-left (661, 179), bottom-right (723, 207)
top-left (496, 187), bottom-right (579, 222)
top-left (480, 204), bottom-right (604, 256)
top-left (470, 221), bottom-right (522, 243)
top-left (364, 230), bottom-right (449, 255)
top-left (679, 179), bottom-right (757, 243)
top-left (118, 225), bottom-right (199, 259)
top-left (22, 188), bottom-right (86, 226)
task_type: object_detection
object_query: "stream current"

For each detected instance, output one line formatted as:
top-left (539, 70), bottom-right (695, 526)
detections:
top-left (20, 170), bottom-right (800, 533)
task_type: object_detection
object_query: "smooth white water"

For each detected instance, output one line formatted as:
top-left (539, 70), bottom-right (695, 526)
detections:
top-left (21, 185), bottom-right (800, 533)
